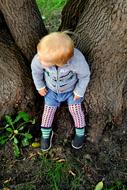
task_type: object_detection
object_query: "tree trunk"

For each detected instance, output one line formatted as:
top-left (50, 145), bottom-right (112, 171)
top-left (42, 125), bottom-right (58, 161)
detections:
top-left (0, 0), bottom-right (47, 62)
top-left (60, 0), bottom-right (127, 142)
top-left (0, 11), bottom-right (34, 117)
top-left (0, 0), bottom-right (47, 117)
top-left (59, 0), bottom-right (86, 31)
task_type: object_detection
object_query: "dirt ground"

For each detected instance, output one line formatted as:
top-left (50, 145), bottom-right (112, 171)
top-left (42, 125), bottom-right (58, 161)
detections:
top-left (0, 108), bottom-right (127, 190)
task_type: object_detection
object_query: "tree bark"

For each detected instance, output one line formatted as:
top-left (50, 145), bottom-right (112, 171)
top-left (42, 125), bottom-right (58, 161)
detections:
top-left (0, 0), bottom-right (48, 62)
top-left (0, 11), bottom-right (36, 117)
top-left (0, 0), bottom-right (47, 117)
top-left (59, 0), bottom-right (86, 31)
top-left (61, 0), bottom-right (127, 142)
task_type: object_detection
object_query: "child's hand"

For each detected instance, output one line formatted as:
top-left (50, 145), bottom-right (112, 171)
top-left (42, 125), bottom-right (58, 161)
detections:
top-left (74, 95), bottom-right (80, 101)
top-left (38, 88), bottom-right (48, 96)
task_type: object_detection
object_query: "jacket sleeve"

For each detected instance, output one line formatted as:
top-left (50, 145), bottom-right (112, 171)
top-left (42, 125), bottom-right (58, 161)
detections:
top-left (73, 50), bottom-right (90, 97)
top-left (31, 54), bottom-right (46, 90)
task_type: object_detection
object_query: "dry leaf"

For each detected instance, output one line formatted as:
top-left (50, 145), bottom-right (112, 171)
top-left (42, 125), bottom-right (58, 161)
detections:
top-left (57, 159), bottom-right (65, 163)
top-left (28, 152), bottom-right (37, 159)
top-left (52, 157), bottom-right (60, 161)
top-left (3, 177), bottom-right (11, 184)
top-left (69, 170), bottom-right (76, 176)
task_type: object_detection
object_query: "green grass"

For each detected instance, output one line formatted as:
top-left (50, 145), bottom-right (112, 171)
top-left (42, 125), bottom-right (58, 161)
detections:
top-left (37, 154), bottom-right (127, 190)
top-left (39, 154), bottom-right (71, 190)
top-left (36, 0), bottom-right (67, 17)
top-left (36, 0), bottom-right (67, 31)
top-left (104, 181), bottom-right (127, 190)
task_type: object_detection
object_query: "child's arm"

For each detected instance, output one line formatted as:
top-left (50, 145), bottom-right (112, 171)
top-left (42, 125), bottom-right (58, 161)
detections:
top-left (31, 54), bottom-right (46, 91)
top-left (73, 49), bottom-right (90, 97)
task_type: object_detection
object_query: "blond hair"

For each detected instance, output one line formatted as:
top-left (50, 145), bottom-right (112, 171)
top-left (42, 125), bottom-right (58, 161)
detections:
top-left (37, 31), bottom-right (74, 66)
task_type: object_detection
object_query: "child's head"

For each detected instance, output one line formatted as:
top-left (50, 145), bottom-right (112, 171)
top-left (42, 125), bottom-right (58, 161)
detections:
top-left (37, 31), bottom-right (74, 67)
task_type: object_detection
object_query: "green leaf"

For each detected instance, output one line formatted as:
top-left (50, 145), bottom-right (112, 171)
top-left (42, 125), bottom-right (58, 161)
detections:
top-left (13, 114), bottom-right (22, 123)
top-left (6, 127), bottom-right (13, 133)
top-left (32, 118), bottom-right (36, 124)
top-left (22, 138), bottom-right (29, 146)
top-left (95, 181), bottom-right (103, 190)
top-left (18, 111), bottom-right (30, 122)
top-left (18, 126), bottom-right (24, 131)
top-left (116, 181), bottom-right (123, 188)
top-left (0, 136), bottom-right (8, 145)
top-left (5, 124), bottom-right (9, 128)
top-left (5, 115), bottom-right (13, 126)
top-left (24, 133), bottom-right (32, 139)
top-left (13, 143), bottom-right (20, 157)
top-left (13, 137), bottom-right (18, 144)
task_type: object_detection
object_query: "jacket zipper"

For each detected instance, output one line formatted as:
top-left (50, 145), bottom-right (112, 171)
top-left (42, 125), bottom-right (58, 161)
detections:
top-left (56, 66), bottom-right (59, 93)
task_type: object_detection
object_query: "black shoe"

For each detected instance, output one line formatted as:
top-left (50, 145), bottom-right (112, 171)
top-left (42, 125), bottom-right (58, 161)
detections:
top-left (72, 134), bottom-right (85, 149)
top-left (41, 131), bottom-right (53, 151)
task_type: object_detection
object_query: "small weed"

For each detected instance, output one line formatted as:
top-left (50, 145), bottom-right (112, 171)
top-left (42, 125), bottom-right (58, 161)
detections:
top-left (0, 111), bottom-right (35, 157)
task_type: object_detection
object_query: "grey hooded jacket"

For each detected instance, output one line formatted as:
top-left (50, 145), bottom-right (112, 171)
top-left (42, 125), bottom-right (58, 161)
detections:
top-left (31, 48), bottom-right (90, 97)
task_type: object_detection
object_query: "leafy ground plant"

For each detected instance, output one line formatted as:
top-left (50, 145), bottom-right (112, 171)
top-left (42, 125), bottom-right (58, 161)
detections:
top-left (0, 111), bottom-right (35, 157)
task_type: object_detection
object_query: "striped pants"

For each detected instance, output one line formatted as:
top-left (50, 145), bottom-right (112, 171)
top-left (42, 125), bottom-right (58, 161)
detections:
top-left (41, 104), bottom-right (85, 128)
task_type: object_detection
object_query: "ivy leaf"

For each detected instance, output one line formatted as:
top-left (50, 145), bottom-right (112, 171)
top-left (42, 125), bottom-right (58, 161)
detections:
top-left (95, 181), bottom-right (104, 190)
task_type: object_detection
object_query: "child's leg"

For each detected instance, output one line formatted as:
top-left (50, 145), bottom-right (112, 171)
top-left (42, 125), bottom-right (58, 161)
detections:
top-left (41, 105), bottom-right (57, 138)
top-left (41, 104), bottom-right (57, 151)
top-left (68, 103), bottom-right (85, 129)
top-left (68, 103), bottom-right (86, 149)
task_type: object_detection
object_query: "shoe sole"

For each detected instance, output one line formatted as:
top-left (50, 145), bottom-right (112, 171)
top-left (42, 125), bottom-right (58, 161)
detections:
top-left (41, 131), bottom-right (53, 152)
top-left (71, 141), bottom-right (83, 149)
